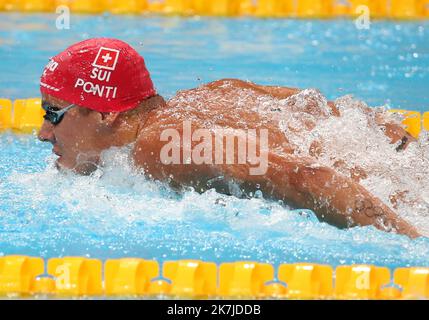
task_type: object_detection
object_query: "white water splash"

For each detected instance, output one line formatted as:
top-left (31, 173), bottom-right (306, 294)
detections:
top-left (264, 89), bottom-right (429, 236)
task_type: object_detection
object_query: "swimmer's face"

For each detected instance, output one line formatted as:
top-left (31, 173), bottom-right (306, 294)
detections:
top-left (38, 94), bottom-right (115, 175)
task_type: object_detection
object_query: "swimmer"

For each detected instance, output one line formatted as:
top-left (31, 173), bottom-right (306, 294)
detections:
top-left (38, 38), bottom-right (421, 238)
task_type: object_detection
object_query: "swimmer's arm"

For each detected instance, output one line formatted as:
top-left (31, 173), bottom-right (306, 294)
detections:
top-left (217, 152), bottom-right (419, 237)
top-left (237, 153), bottom-right (420, 238)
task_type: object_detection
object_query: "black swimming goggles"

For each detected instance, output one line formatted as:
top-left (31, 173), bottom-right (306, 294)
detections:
top-left (42, 102), bottom-right (75, 125)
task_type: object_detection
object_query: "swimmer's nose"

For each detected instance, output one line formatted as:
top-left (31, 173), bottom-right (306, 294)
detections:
top-left (38, 121), bottom-right (56, 144)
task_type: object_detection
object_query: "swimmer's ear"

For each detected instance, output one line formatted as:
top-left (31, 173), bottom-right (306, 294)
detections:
top-left (99, 112), bottom-right (120, 127)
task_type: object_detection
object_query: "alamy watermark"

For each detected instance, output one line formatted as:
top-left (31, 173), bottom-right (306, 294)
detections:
top-left (159, 121), bottom-right (269, 176)
top-left (354, 5), bottom-right (371, 30)
top-left (55, 263), bottom-right (71, 290)
top-left (56, 5), bottom-right (70, 30)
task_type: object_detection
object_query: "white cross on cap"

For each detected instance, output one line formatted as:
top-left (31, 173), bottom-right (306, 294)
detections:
top-left (92, 47), bottom-right (120, 71)
top-left (102, 53), bottom-right (113, 63)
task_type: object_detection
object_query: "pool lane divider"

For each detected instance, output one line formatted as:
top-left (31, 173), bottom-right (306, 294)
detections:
top-left (0, 0), bottom-right (429, 19)
top-left (0, 98), bottom-right (44, 134)
top-left (0, 97), bottom-right (427, 138)
top-left (388, 109), bottom-right (423, 139)
top-left (0, 256), bottom-right (428, 299)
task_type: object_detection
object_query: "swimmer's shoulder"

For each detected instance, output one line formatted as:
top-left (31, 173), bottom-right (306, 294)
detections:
top-left (169, 78), bottom-right (264, 99)
top-left (165, 78), bottom-right (269, 111)
top-left (203, 78), bottom-right (255, 89)
top-left (201, 78), bottom-right (274, 95)
top-left (163, 78), bottom-right (253, 111)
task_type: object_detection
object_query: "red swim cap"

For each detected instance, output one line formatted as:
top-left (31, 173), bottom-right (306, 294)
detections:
top-left (40, 38), bottom-right (156, 113)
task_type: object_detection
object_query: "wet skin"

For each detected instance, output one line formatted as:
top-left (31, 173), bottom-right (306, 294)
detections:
top-left (38, 79), bottom-right (420, 238)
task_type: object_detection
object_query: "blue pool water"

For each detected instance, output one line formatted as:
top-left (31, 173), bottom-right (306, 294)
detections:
top-left (0, 14), bottom-right (429, 269)
top-left (1, 13), bottom-right (429, 110)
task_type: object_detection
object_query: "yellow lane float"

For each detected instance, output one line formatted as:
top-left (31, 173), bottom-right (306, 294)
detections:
top-left (254, 0), bottom-right (294, 18)
top-left (105, 258), bottom-right (159, 296)
top-left (335, 265), bottom-right (391, 299)
top-left (390, 0), bottom-right (422, 19)
top-left (12, 98), bottom-right (44, 133)
top-left (105, 0), bottom-right (148, 14)
top-left (423, 112), bottom-right (429, 132)
top-left (47, 257), bottom-right (103, 296)
top-left (296, 0), bottom-right (333, 18)
top-left (349, 0), bottom-right (388, 18)
top-left (164, 260), bottom-right (217, 297)
top-left (0, 0), bottom-right (428, 19)
top-left (218, 262), bottom-right (274, 297)
top-left (0, 98), bottom-right (12, 131)
top-left (0, 256), bottom-right (44, 296)
top-left (278, 263), bottom-right (333, 299)
top-left (1, 256), bottom-right (429, 299)
top-left (394, 267), bottom-right (429, 299)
